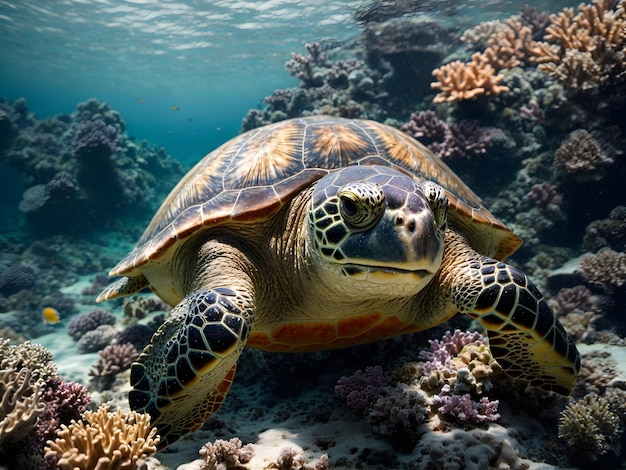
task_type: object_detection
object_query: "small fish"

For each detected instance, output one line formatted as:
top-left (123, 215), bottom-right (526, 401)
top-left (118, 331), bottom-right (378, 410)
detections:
top-left (171, 106), bottom-right (180, 111)
top-left (137, 98), bottom-right (146, 104)
top-left (42, 307), bottom-right (60, 325)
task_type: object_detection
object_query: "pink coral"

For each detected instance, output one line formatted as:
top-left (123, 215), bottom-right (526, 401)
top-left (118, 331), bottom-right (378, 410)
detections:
top-left (433, 384), bottom-right (500, 424)
top-left (334, 365), bottom-right (390, 411)
top-left (419, 330), bottom-right (484, 375)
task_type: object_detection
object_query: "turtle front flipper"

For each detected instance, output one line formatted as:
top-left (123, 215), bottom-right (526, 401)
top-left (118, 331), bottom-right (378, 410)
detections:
top-left (452, 258), bottom-right (580, 395)
top-left (129, 287), bottom-right (253, 448)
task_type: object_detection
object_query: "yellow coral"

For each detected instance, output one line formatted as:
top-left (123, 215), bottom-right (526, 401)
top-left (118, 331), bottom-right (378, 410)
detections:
top-left (0, 359), bottom-right (46, 449)
top-left (45, 405), bottom-right (160, 470)
top-left (559, 393), bottom-right (621, 458)
top-left (431, 53), bottom-right (509, 103)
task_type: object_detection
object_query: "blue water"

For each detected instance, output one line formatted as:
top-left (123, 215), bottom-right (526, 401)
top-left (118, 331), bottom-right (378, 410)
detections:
top-left (0, 0), bottom-right (577, 164)
top-left (0, 0), bottom-right (361, 163)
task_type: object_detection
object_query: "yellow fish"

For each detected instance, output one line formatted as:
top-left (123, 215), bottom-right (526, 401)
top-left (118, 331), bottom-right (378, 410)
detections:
top-left (42, 307), bottom-right (60, 325)
top-left (137, 98), bottom-right (146, 104)
top-left (171, 105), bottom-right (180, 111)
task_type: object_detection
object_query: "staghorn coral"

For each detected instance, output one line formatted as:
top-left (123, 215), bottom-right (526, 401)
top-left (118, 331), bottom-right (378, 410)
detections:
top-left (88, 343), bottom-right (139, 391)
top-left (430, 53), bottom-right (510, 103)
top-left (419, 330), bottom-right (484, 375)
top-left (528, 0), bottom-right (626, 92)
top-left (579, 248), bottom-right (626, 289)
top-left (482, 17), bottom-right (537, 69)
top-left (554, 129), bottom-right (613, 181)
top-left (45, 405), bottom-right (159, 470)
top-left (558, 393), bottom-right (621, 461)
top-left (0, 359), bottom-right (46, 450)
top-left (334, 365), bottom-right (390, 411)
top-left (199, 437), bottom-right (254, 470)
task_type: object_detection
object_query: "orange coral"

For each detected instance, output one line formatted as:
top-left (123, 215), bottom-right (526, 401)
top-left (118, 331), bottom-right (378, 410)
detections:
top-left (528, 0), bottom-right (626, 91)
top-left (482, 17), bottom-right (536, 69)
top-left (431, 53), bottom-right (509, 103)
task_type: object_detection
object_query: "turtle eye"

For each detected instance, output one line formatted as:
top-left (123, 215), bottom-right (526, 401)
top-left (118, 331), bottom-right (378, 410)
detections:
top-left (338, 182), bottom-right (385, 230)
top-left (424, 181), bottom-right (448, 230)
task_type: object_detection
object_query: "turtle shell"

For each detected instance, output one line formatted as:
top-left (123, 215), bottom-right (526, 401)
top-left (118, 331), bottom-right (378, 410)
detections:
top-left (110, 115), bottom-right (521, 278)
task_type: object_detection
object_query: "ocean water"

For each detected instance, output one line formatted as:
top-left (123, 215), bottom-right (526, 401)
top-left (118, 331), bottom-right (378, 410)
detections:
top-left (1, 0), bottom-right (574, 163)
top-left (1, 0), bottom-right (364, 163)
top-left (2, 0), bottom-right (625, 468)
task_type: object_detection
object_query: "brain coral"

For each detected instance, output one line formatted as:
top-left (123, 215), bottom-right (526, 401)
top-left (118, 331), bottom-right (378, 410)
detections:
top-left (66, 309), bottom-right (116, 340)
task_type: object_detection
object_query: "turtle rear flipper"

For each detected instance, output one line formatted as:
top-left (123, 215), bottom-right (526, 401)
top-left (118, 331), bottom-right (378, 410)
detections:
top-left (129, 288), bottom-right (253, 448)
top-left (453, 258), bottom-right (580, 395)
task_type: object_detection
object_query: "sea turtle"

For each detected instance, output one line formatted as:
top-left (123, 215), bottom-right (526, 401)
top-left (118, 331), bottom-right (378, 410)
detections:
top-left (97, 116), bottom-right (580, 448)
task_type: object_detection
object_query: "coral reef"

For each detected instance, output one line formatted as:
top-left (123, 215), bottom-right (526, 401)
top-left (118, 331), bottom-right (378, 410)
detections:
top-left (88, 342), bottom-right (139, 391)
top-left (0, 97), bottom-right (185, 233)
top-left (199, 437), bottom-right (255, 470)
top-left (579, 248), bottom-right (626, 290)
top-left (66, 308), bottom-right (117, 340)
top-left (530, 0), bottom-right (626, 93)
top-left (554, 129), bottom-right (614, 182)
top-left (430, 53), bottom-right (510, 103)
top-left (76, 324), bottom-right (117, 354)
top-left (45, 405), bottom-right (160, 470)
top-left (558, 392), bottom-right (621, 461)
top-left (0, 359), bottom-right (46, 450)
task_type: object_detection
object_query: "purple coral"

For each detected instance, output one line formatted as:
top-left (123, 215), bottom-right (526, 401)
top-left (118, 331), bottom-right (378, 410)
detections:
top-left (35, 377), bottom-right (91, 448)
top-left (76, 324), bottom-right (117, 353)
top-left (0, 263), bottom-right (36, 296)
top-left (433, 385), bottom-right (500, 424)
top-left (335, 365), bottom-right (391, 411)
top-left (419, 330), bottom-right (484, 375)
top-left (401, 110), bottom-right (447, 143)
top-left (66, 308), bottom-right (116, 340)
top-left (89, 342), bottom-right (139, 391)
top-left (73, 118), bottom-right (119, 156)
top-left (401, 113), bottom-right (499, 160)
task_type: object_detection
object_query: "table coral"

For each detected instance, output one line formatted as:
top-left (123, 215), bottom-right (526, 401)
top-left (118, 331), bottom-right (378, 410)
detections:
top-left (45, 405), bottom-right (159, 470)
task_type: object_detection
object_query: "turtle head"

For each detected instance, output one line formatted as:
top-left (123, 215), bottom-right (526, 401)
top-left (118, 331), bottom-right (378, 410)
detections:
top-left (308, 165), bottom-right (448, 297)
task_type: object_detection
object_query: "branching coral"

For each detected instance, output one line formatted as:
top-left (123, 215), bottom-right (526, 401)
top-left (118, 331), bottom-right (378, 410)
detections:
top-left (528, 0), bottom-right (626, 92)
top-left (558, 393), bottom-right (621, 460)
top-left (433, 384), bottom-right (500, 424)
top-left (431, 53), bottom-right (510, 103)
top-left (0, 359), bottom-right (46, 450)
top-left (198, 437), bottom-right (254, 470)
top-left (88, 343), bottom-right (139, 391)
top-left (45, 405), bottom-right (160, 470)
